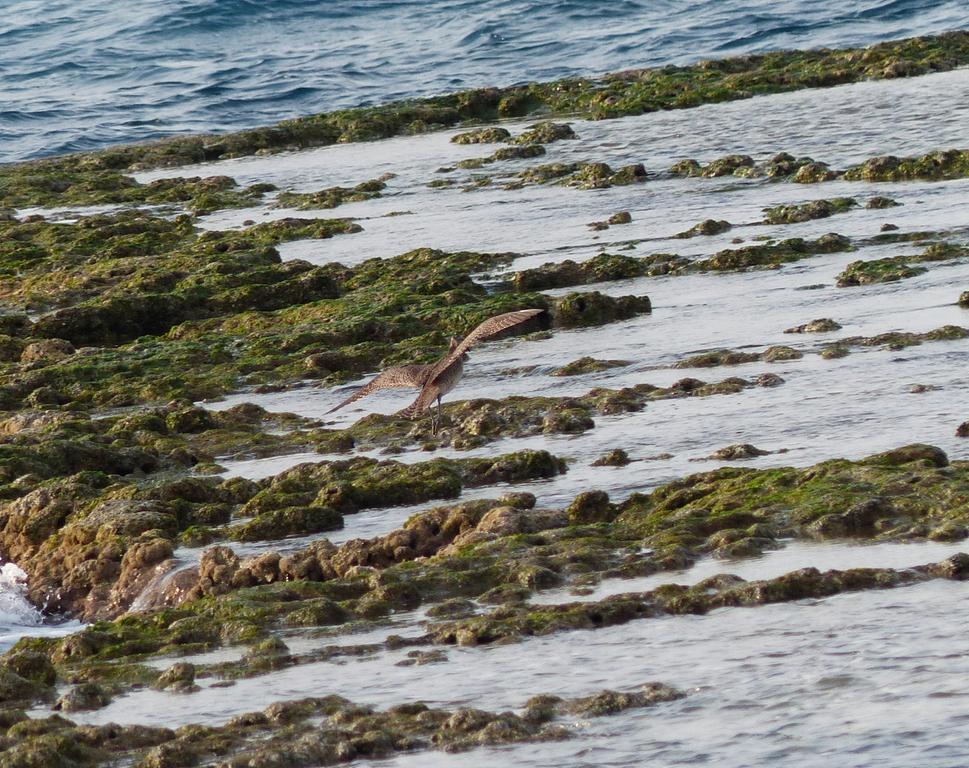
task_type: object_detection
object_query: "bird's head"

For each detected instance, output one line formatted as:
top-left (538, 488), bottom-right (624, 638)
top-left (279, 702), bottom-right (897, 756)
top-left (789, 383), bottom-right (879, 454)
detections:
top-left (449, 336), bottom-right (469, 360)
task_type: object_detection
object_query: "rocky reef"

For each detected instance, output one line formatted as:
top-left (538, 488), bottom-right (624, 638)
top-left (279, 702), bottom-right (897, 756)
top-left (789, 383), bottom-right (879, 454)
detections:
top-left (1, 29), bottom-right (969, 766)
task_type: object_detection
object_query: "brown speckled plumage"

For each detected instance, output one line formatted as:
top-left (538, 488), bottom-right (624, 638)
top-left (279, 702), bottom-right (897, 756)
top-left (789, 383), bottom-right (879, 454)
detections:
top-left (327, 308), bottom-right (543, 420)
top-left (397, 308), bottom-right (543, 419)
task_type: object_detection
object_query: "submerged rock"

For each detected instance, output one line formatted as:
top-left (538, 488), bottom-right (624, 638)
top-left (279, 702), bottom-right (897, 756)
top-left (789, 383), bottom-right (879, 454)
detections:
top-left (451, 127), bottom-right (512, 144)
top-left (674, 219), bottom-right (732, 238)
top-left (592, 448), bottom-right (632, 467)
top-left (552, 356), bottom-right (630, 376)
top-left (837, 257), bottom-right (926, 286)
top-left (54, 682), bottom-right (111, 712)
top-left (510, 121), bottom-right (576, 144)
top-left (762, 197), bottom-right (856, 224)
top-left (867, 196), bottom-right (900, 209)
top-left (784, 318), bottom-right (842, 333)
top-left (710, 444), bottom-right (770, 460)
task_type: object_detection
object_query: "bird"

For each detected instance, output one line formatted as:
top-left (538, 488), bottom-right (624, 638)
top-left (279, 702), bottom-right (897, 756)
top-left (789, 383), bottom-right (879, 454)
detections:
top-left (327, 308), bottom-right (544, 430)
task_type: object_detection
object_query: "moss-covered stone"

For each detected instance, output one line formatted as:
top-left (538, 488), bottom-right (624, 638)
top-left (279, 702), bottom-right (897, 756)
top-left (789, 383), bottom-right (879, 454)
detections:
top-left (431, 554), bottom-right (969, 646)
top-left (552, 357), bottom-right (630, 376)
top-left (784, 318), bottom-right (842, 333)
top-left (451, 127), bottom-right (512, 144)
top-left (867, 196), bottom-right (900, 209)
top-left (510, 122), bottom-right (576, 144)
top-left (843, 150), bottom-right (969, 182)
top-left (762, 197), bottom-right (857, 224)
top-left (591, 448), bottom-right (631, 467)
top-left (674, 219), bottom-right (732, 238)
top-left (836, 257), bottom-right (926, 286)
top-left (273, 178), bottom-right (387, 209)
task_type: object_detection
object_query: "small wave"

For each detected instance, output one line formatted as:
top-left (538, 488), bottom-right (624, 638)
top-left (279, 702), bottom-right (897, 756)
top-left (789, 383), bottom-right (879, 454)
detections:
top-left (0, 563), bottom-right (42, 630)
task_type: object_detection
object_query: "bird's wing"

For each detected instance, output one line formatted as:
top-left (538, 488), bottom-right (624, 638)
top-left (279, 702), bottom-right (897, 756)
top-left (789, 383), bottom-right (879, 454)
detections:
top-left (451, 308), bottom-right (544, 359)
top-left (327, 364), bottom-right (432, 414)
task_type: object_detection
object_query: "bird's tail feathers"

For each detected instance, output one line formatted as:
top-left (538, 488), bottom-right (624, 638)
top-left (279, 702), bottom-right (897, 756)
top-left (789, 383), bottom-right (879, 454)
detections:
top-left (396, 386), bottom-right (438, 419)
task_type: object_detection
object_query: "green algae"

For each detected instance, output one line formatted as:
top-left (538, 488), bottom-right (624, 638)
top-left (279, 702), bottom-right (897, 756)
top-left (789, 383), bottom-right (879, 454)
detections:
top-left (230, 450), bottom-right (566, 543)
top-left (451, 126), bottom-right (512, 144)
top-left (0, 244), bottom-right (656, 409)
top-left (836, 257), bottom-right (927, 285)
top-left (343, 372), bottom-right (781, 451)
top-left (272, 178), bottom-right (387, 209)
top-left (843, 149), bottom-right (969, 182)
top-left (762, 197), bottom-right (857, 224)
top-left (836, 241), bottom-right (967, 286)
top-left (674, 219), bottom-right (732, 238)
top-left (431, 555), bottom-right (968, 646)
top-left (7, 445), bottom-right (968, 712)
top-left (0, 684), bottom-right (683, 768)
top-left (512, 233), bottom-right (852, 292)
top-left (552, 357), bottom-right (631, 376)
top-left (0, 171), bottom-right (275, 212)
top-left (670, 148), bottom-right (969, 186)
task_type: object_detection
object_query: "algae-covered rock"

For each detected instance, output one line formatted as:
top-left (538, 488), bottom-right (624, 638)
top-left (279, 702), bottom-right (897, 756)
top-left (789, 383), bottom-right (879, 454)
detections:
top-left (867, 196), bottom-right (900, 209)
top-left (552, 357), bottom-right (630, 376)
top-left (675, 219), bottom-right (731, 238)
top-left (451, 126), bottom-right (512, 144)
top-left (959, 291), bottom-right (969, 307)
top-left (592, 448), bottom-right (631, 467)
top-left (762, 198), bottom-right (857, 224)
top-left (513, 252), bottom-right (648, 291)
top-left (153, 662), bottom-right (198, 692)
top-left (283, 598), bottom-right (350, 627)
top-left (837, 257), bottom-right (926, 286)
top-left (567, 491), bottom-right (617, 524)
top-left (710, 444), bottom-right (770, 460)
top-left (230, 505), bottom-right (343, 542)
top-left (761, 345), bottom-right (803, 363)
top-left (273, 178), bottom-right (386, 209)
top-left (674, 349), bottom-right (760, 368)
top-left (20, 338), bottom-right (76, 364)
top-left (511, 121), bottom-right (576, 144)
top-left (542, 408), bottom-right (595, 434)
top-left (843, 150), bottom-right (969, 182)
top-left (0, 667), bottom-right (48, 706)
top-left (2, 649), bottom-right (56, 687)
top-left (784, 318), bottom-right (842, 333)
top-left (807, 498), bottom-right (896, 538)
top-left (54, 681), bottom-right (111, 711)
top-left (701, 154), bottom-right (754, 177)
top-left (866, 444), bottom-right (950, 468)
top-left (551, 292), bottom-right (651, 328)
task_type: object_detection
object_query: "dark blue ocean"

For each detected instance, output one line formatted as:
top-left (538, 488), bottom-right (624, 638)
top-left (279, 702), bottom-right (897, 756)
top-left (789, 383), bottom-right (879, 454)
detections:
top-left (2, 0), bottom-right (968, 163)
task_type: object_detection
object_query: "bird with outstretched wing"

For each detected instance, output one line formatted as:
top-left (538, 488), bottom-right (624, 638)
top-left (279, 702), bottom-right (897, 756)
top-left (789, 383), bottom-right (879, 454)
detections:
top-left (327, 308), bottom-right (544, 425)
